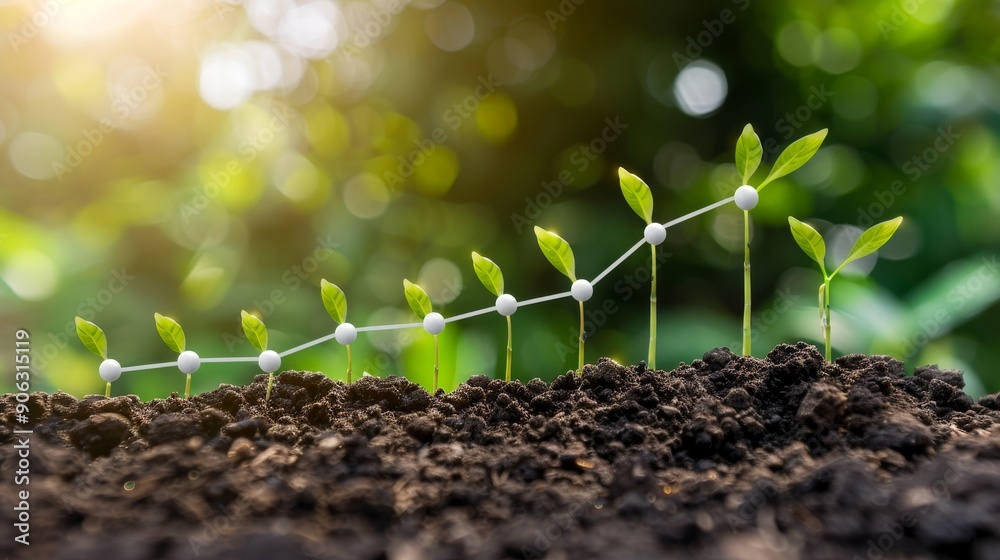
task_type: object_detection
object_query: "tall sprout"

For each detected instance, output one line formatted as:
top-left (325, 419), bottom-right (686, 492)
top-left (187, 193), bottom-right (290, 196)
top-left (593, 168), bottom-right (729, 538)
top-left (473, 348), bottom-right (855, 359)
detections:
top-left (618, 167), bottom-right (663, 369)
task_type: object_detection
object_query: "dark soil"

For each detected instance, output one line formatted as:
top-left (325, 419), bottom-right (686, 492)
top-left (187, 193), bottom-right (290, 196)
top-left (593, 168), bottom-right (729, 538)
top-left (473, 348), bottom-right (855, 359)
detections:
top-left (4, 342), bottom-right (1000, 560)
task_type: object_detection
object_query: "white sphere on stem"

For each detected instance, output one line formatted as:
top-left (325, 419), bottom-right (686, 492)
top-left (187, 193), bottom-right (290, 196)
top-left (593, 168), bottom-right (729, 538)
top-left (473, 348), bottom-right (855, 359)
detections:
top-left (423, 312), bottom-right (445, 335)
top-left (258, 350), bottom-right (281, 373)
top-left (177, 350), bottom-right (200, 374)
top-left (644, 223), bottom-right (666, 245)
top-left (99, 359), bottom-right (122, 383)
top-left (496, 294), bottom-right (518, 317)
top-left (335, 322), bottom-right (357, 345)
top-left (734, 185), bottom-right (759, 211)
top-left (571, 279), bottom-right (593, 302)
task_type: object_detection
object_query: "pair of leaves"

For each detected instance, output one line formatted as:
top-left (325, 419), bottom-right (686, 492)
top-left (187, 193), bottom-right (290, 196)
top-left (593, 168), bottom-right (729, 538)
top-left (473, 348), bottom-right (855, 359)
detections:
top-left (241, 310), bottom-right (268, 352)
top-left (154, 313), bottom-right (186, 354)
top-left (471, 252), bottom-right (504, 297)
top-left (618, 167), bottom-right (653, 225)
top-left (320, 279), bottom-right (347, 324)
top-left (789, 216), bottom-right (904, 279)
top-left (534, 226), bottom-right (576, 282)
top-left (75, 316), bottom-right (108, 360)
top-left (735, 124), bottom-right (828, 190)
top-left (403, 279), bottom-right (433, 319)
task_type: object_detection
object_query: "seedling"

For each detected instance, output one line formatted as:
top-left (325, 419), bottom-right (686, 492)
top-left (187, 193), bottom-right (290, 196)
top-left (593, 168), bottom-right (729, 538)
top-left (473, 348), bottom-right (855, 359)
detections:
top-left (241, 310), bottom-right (280, 401)
top-left (403, 279), bottom-right (445, 392)
top-left (471, 251), bottom-right (518, 381)
top-left (534, 226), bottom-right (591, 373)
top-left (618, 167), bottom-right (665, 370)
top-left (733, 124), bottom-right (827, 356)
top-left (320, 279), bottom-right (357, 383)
top-left (75, 316), bottom-right (119, 397)
top-left (788, 216), bottom-right (903, 361)
top-left (153, 313), bottom-right (200, 398)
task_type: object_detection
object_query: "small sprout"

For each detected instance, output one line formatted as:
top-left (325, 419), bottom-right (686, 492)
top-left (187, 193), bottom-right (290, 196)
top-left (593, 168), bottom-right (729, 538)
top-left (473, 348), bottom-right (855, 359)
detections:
top-left (321, 279), bottom-right (355, 383)
top-left (732, 124), bottom-right (827, 356)
top-left (789, 215), bottom-right (903, 361)
top-left (76, 316), bottom-right (116, 397)
top-left (241, 310), bottom-right (278, 401)
top-left (534, 226), bottom-right (588, 373)
top-left (472, 251), bottom-right (516, 381)
top-left (154, 313), bottom-right (199, 398)
top-left (619, 167), bottom-right (661, 370)
top-left (403, 278), bottom-right (443, 392)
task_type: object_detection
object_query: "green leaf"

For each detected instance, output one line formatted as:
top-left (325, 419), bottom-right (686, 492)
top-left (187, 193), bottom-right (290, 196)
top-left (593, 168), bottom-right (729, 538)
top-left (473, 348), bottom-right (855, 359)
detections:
top-left (617, 167), bottom-right (653, 224)
top-left (533, 226), bottom-right (576, 282)
top-left (735, 124), bottom-right (763, 185)
top-left (759, 128), bottom-right (828, 190)
top-left (403, 279), bottom-right (433, 319)
top-left (471, 252), bottom-right (504, 297)
top-left (832, 217), bottom-right (903, 277)
top-left (75, 316), bottom-right (107, 359)
top-left (153, 313), bottom-right (186, 354)
top-left (788, 217), bottom-right (827, 276)
top-left (320, 279), bottom-right (347, 324)
top-left (240, 310), bottom-right (268, 352)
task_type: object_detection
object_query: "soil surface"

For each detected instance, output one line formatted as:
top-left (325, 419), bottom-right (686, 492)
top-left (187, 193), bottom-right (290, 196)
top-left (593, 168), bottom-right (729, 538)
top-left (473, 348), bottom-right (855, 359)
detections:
top-left (4, 342), bottom-right (1000, 560)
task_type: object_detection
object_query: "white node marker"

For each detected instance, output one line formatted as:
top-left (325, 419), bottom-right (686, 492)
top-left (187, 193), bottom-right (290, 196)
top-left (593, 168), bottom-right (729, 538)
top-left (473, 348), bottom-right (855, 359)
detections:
top-left (571, 279), bottom-right (593, 302)
top-left (423, 312), bottom-right (445, 335)
top-left (644, 223), bottom-right (667, 245)
top-left (335, 322), bottom-right (358, 345)
top-left (496, 294), bottom-right (518, 317)
top-left (177, 351), bottom-right (201, 374)
top-left (734, 185), bottom-right (759, 211)
top-left (258, 350), bottom-right (281, 373)
top-left (99, 359), bottom-right (122, 383)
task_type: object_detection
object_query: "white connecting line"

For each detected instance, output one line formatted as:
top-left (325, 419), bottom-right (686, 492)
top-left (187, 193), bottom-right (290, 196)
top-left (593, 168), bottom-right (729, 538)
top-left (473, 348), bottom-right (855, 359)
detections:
top-left (119, 195), bottom-right (736, 374)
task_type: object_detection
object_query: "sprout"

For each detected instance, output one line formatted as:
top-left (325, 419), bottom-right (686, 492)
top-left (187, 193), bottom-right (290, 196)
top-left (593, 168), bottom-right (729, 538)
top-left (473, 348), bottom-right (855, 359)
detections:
top-left (789, 216), bottom-right (903, 361)
top-left (320, 279), bottom-right (355, 383)
top-left (75, 316), bottom-right (117, 397)
top-left (241, 310), bottom-right (279, 401)
top-left (154, 313), bottom-right (199, 399)
top-left (618, 167), bottom-right (663, 370)
top-left (471, 251), bottom-right (517, 381)
top-left (403, 278), bottom-right (444, 392)
top-left (733, 124), bottom-right (827, 356)
top-left (534, 226), bottom-right (589, 373)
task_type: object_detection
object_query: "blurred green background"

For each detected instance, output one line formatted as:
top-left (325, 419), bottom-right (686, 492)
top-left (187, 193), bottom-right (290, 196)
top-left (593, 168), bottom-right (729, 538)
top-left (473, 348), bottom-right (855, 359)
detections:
top-left (1, 0), bottom-right (998, 399)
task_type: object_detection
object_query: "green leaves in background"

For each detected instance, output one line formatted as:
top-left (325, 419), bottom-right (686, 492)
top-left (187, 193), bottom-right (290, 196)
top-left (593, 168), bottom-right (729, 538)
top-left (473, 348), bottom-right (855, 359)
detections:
top-left (75, 316), bottom-right (107, 359)
top-left (471, 252), bottom-right (504, 296)
top-left (788, 217), bottom-right (827, 275)
top-left (153, 313), bottom-right (186, 354)
top-left (403, 279), bottom-right (433, 319)
top-left (759, 129), bottom-right (828, 190)
top-left (534, 226), bottom-right (576, 282)
top-left (320, 279), bottom-right (347, 324)
top-left (735, 124), bottom-right (763, 185)
top-left (240, 310), bottom-right (268, 352)
top-left (832, 217), bottom-right (904, 276)
top-left (618, 167), bottom-right (653, 224)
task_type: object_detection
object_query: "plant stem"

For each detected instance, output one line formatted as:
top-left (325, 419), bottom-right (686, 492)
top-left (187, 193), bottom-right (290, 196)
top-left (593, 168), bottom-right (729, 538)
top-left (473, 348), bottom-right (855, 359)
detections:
top-left (265, 372), bottom-right (274, 401)
top-left (742, 210), bottom-right (752, 356)
top-left (820, 279), bottom-right (832, 362)
top-left (346, 344), bottom-right (353, 383)
top-left (184, 373), bottom-right (191, 399)
top-left (649, 244), bottom-right (657, 370)
top-left (505, 315), bottom-right (512, 382)
top-left (433, 334), bottom-right (439, 393)
top-left (578, 300), bottom-right (585, 373)
top-left (105, 382), bottom-right (111, 398)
